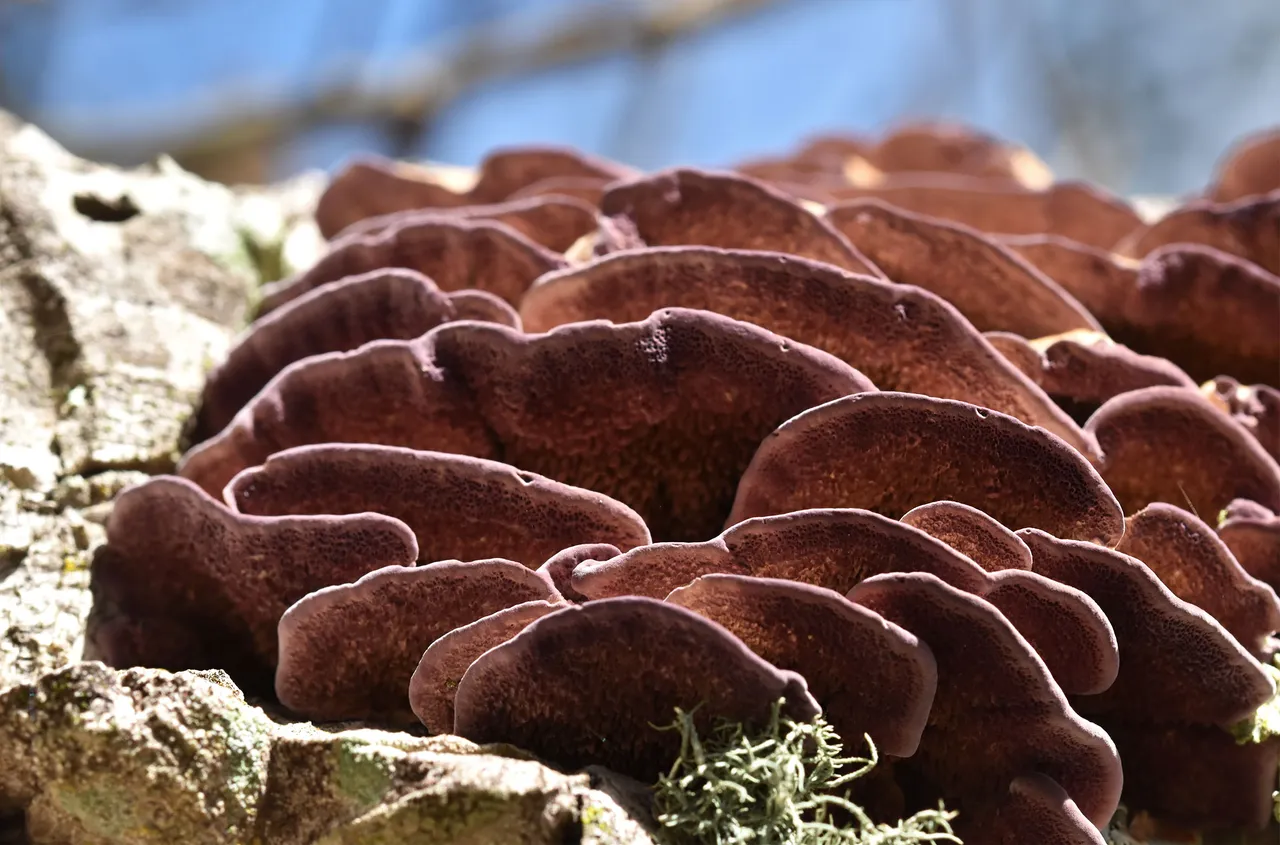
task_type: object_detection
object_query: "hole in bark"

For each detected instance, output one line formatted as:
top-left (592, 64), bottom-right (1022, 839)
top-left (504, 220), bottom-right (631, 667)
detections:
top-left (72, 192), bottom-right (140, 223)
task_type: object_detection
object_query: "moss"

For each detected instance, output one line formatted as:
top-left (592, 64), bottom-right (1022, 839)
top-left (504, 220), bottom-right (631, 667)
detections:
top-left (332, 740), bottom-right (398, 811)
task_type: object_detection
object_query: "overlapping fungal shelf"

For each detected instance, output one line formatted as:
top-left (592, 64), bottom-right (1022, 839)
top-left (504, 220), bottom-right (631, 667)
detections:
top-left (87, 122), bottom-right (1280, 845)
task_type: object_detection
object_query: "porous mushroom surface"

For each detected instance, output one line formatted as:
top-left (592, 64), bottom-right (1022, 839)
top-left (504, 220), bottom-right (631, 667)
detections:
top-left (1203, 376), bottom-right (1280, 460)
top-left (275, 559), bottom-right (560, 723)
top-left (980, 774), bottom-right (1107, 845)
top-left (519, 246), bottom-right (1089, 451)
top-left (452, 596), bottom-right (820, 781)
top-left (180, 308), bottom-right (873, 541)
top-left (1210, 127), bottom-right (1280, 203)
top-left (226, 445), bottom-right (651, 568)
top-left (535, 543), bottom-right (620, 602)
top-left (900, 500), bottom-right (1033, 572)
top-left (86, 476), bottom-right (419, 693)
top-left (1218, 499), bottom-right (1280, 590)
top-left (729, 391), bottom-right (1123, 544)
top-left (1118, 190), bottom-right (1280, 275)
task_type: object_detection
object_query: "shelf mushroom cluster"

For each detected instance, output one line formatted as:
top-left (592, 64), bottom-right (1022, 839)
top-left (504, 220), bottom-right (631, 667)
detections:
top-left (87, 122), bottom-right (1280, 845)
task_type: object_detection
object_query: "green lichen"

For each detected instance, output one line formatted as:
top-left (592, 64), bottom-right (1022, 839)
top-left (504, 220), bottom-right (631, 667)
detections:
top-left (652, 700), bottom-right (960, 845)
top-left (1230, 659), bottom-right (1280, 744)
top-left (333, 739), bottom-right (399, 811)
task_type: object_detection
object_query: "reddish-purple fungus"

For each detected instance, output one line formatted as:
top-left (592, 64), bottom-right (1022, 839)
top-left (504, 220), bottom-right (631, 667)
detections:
top-left (1210, 127), bottom-right (1280, 203)
top-left (847, 572), bottom-right (1122, 833)
top-left (594, 168), bottom-right (883, 276)
top-left (980, 774), bottom-right (1107, 845)
top-left (824, 199), bottom-right (1101, 337)
top-left (330, 194), bottom-right (599, 253)
top-left (86, 476), bottom-right (418, 692)
top-left (1118, 190), bottom-right (1280, 275)
top-left (507, 175), bottom-right (611, 206)
top-left (1018, 529), bottom-right (1274, 727)
top-left (1203, 376), bottom-right (1280, 460)
top-left (1219, 499), bottom-right (1280, 590)
top-left (862, 121), bottom-right (1054, 187)
top-left (408, 599), bottom-right (565, 734)
top-left (519, 247), bottom-right (1090, 451)
top-left (1115, 503), bottom-right (1280, 656)
top-left (180, 308), bottom-right (872, 541)
top-left (536, 543), bottom-right (620, 603)
top-left (452, 596), bottom-right (820, 781)
top-left (1085, 386), bottom-right (1280, 517)
top-left (900, 501), bottom-right (1033, 572)
top-left (192, 269), bottom-right (517, 443)
top-left (999, 234), bottom-right (1134, 322)
top-left (258, 217), bottom-right (565, 314)
top-left (665, 574), bottom-right (937, 757)
top-left (227, 445), bottom-right (650, 569)
top-left (730, 392), bottom-right (1123, 544)
top-left (275, 559), bottom-right (560, 723)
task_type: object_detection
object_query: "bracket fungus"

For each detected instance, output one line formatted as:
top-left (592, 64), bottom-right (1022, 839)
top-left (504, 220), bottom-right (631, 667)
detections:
top-left (730, 391), bottom-right (1123, 544)
top-left (452, 596), bottom-right (820, 781)
top-left (192, 269), bottom-right (517, 443)
top-left (1219, 499), bottom-right (1280, 590)
top-left (258, 216), bottom-right (566, 314)
top-left (1203, 376), bottom-right (1280, 461)
top-left (593, 167), bottom-right (883, 275)
top-left (983, 773), bottom-right (1107, 845)
top-left (900, 500), bottom-right (1034, 572)
top-left (847, 572), bottom-right (1122, 840)
top-left (519, 246), bottom-right (1089, 450)
top-left (226, 445), bottom-right (649, 569)
top-left (664, 574), bottom-right (937, 758)
top-left (1085, 386), bottom-right (1280, 518)
top-left (275, 559), bottom-right (560, 722)
top-left (86, 476), bottom-right (419, 692)
top-left (1118, 190), bottom-right (1280, 275)
top-left (824, 199), bottom-right (1101, 337)
top-left (181, 308), bottom-right (872, 540)
top-left (535, 543), bottom-right (620, 602)
top-left (1209, 126), bottom-right (1280, 203)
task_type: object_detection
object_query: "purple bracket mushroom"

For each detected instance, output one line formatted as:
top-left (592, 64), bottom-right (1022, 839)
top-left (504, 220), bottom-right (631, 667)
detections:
top-left (180, 308), bottom-right (872, 541)
top-left (998, 234), bottom-right (1134, 324)
top-left (665, 574), bottom-right (937, 758)
top-left (730, 392), bottom-right (1124, 545)
top-left (1219, 499), bottom-right (1280, 590)
top-left (848, 571), bottom-right (1122, 840)
top-left (1209, 127), bottom-right (1280, 203)
top-left (593, 168), bottom-right (884, 276)
top-left (1115, 502), bottom-right (1280, 657)
top-left (452, 596), bottom-right (820, 781)
top-left (824, 199), bottom-right (1101, 337)
top-left (408, 599), bottom-right (565, 734)
top-left (226, 445), bottom-right (650, 569)
top-left (536, 543), bottom-right (620, 602)
top-left (519, 247), bottom-right (1090, 452)
top-left (507, 176), bottom-right (612, 206)
top-left (980, 773), bottom-right (1107, 845)
top-left (1203, 376), bottom-right (1280, 461)
top-left (258, 217), bottom-right (566, 314)
top-left (275, 559), bottom-right (560, 722)
top-left (1085, 385), bottom-right (1280, 517)
top-left (1118, 190), bottom-right (1280, 275)
top-left (192, 269), bottom-right (517, 443)
top-left (900, 500), bottom-right (1033, 571)
top-left (86, 476), bottom-right (418, 693)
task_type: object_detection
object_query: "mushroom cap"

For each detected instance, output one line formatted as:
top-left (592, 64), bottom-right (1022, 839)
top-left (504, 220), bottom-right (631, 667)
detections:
top-left (408, 599), bottom-right (564, 734)
top-left (847, 571), bottom-right (1122, 828)
top-left (1085, 385), bottom-right (1280, 517)
top-left (1210, 127), bottom-right (1280, 203)
top-left (866, 121), bottom-right (1053, 187)
top-left (226, 445), bottom-right (650, 568)
top-left (976, 773), bottom-right (1107, 845)
top-left (452, 596), bottom-right (820, 781)
top-left (330, 194), bottom-right (599, 253)
top-left (519, 246), bottom-right (1089, 452)
top-left (192, 269), bottom-right (516, 443)
top-left (1219, 499), bottom-right (1280, 590)
top-left (595, 168), bottom-right (882, 276)
top-left (507, 175), bottom-right (612, 206)
top-left (85, 476), bottom-right (418, 692)
top-left (275, 559), bottom-right (560, 723)
top-left (1118, 190), bottom-right (1280, 275)
top-left (730, 391), bottom-right (1123, 545)
top-left (181, 308), bottom-right (873, 541)
top-left (999, 233), bottom-right (1135, 323)
top-left (259, 216), bottom-right (565, 314)
top-left (535, 543), bottom-right (620, 603)
top-left (824, 199), bottom-right (1100, 337)
top-left (1116, 502), bottom-right (1280, 657)
top-left (900, 500), bottom-right (1033, 572)
top-left (665, 574), bottom-right (937, 757)
top-left (1018, 529), bottom-right (1275, 726)
top-left (1203, 376), bottom-right (1280, 459)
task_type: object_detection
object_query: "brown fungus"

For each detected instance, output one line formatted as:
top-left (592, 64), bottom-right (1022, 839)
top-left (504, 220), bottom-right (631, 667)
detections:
top-left (1118, 190), bottom-right (1280, 275)
top-left (258, 216), bottom-right (566, 314)
top-left (452, 596), bottom-right (820, 781)
top-left (191, 269), bottom-right (517, 443)
top-left (1203, 376), bottom-right (1280, 461)
top-left (1209, 127), bottom-right (1280, 203)
top-left (85, 476), bottom-right (418, 693)
top-left (999, 234), bottom-right (1135, 323)
top-left (980, 773), bottom-right (1107, 845)
top-left (858, 121), bottom-right (1054, 188)
top-left (594, 168), bottom-right (883, 275)
top-left (408, 599), bottom-right (565, 734)
top-left (1115, 503), bottom-right (1280, 657)
top-left (847, 572), bottom-right (1122, 833)
top-left (536, 543), bottom-right (620, 603)
top-left (520, 247), bottom-right (1090, 452)
top-left (900, 500), bottom-right (1033, 572)
top-left (1219, 499), bottom-right (1280, 590)
top-left (226, 445), bottom-right (649, 569)
top-left (665, 574), bottom-right (936, 758)
top-left (824, 199), bottom-right (1101, 337)
top-left (730, 391), bottom-right (1123, 544)
top-left (1085, 386), bottom-right (1280, 517)
top-left (180, 308), bottom-right (872, 541)
top-left (275, 559), bottom-right (560, 723)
